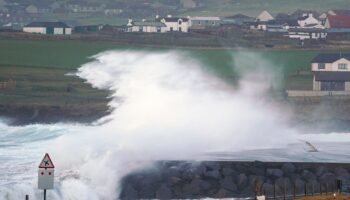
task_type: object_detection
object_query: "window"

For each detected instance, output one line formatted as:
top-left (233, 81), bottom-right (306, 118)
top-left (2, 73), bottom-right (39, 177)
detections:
top-left (170, 27), bottom-right (173, 32)
top-left (179, 27), bottom-right (182, 32)
top-left (178, 20), bottom-right (182, 25)
top-left (139, 27), bottom-right (142, 32)
top-left (338, 63), bottom-right (348, 70)
top-left (157, 27), bottom-right (161, 32)
top-left (318, 63), bottom-right (325, 69)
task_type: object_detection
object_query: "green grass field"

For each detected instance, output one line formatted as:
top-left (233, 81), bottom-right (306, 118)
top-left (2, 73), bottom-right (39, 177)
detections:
top-left (0, 39), bottom-right (339, 94)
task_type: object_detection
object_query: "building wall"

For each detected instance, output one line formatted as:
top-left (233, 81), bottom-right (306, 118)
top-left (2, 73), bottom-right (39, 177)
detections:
top-left (65, 28), bottom-right (72, 35)
top-left (190, 19), bottom-right (221, 27)
top-left (346, 82), bottom-right (350, 91)
top-left (312, 58), bottom-right (350, 71)
top-left (313, 76), bottom-right (321, 90)
top-left (54, 27), bottom-right (64, 34)
top-left (128, 26), bottom-right (166, 33)
top-left (23, 27), bottom-right (46, 34)
top-left (164, 21), bottom-right (189, 32)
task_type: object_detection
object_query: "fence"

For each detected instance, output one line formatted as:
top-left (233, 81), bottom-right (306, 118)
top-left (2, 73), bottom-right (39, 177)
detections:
top-left (254, 179), bottom-right (346, 200)
top-left (287, 90), bottom-right (350, 97)
top-left (0, 79), bottom-right (16, 90)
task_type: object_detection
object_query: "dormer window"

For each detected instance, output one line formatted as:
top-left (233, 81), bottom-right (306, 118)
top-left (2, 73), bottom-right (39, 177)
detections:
top-left (338, 63), bottom-right (348, 70)
top-left (318, 63), bottom-right (325, 69)
top-left (178, 20), bottom-right (182, 25)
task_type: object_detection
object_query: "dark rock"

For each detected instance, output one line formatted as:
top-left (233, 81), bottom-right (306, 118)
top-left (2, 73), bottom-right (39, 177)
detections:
top-left (222, 167), bottom-right (237, 177)
top-left (204, 170), bottom-right (221, 179)
top-left (335, 167), bottom-right (350, 178)
top-left (220, 176), bottom-right (238, 192)
top-left (167, 176), bottom-right (182, 186)
top-left (319, 172), bottom-right (336, 183)
top-left (262, 183), bottom-right (274, 196)
top-left (237, 173), bottom-right (248, 190)
top-left (204, 162), bottom-right (221, 171)
top-left (267, 168), bottom-right (283, 178)
top-left (316, 166), bottom-right (328, 177)
top-left (215, 188), bottom-right (234, 198)
top-left (301, 170), bottom-right (316, 182)
top-left (294, 178), bottom-right (305, 194)
top-left (156, 184), bottom-right (172, 199)
top-left (121, 184), bottom-right (138, 200)
top-left (282, 163), bottom-right (296, 175)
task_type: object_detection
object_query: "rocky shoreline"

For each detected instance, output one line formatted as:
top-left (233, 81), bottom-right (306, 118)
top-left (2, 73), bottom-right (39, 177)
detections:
top-left (120, 161), bottom-right (350, 199)
top-left (0, 103), bottom-right (110, 125)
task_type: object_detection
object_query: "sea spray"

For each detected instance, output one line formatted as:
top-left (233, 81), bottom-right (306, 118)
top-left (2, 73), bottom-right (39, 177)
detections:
top-left (1, 50), bottom-right (350, 199)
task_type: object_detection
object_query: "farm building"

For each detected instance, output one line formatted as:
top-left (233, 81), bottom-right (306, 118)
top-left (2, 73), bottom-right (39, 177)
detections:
top-left (189, 16), bottom-right (221, 29)
top-left (23, 22), bottom-right (72, 35)
top-left (126, 19), bottom-right (166, 33)
top-left (287, 28), bottom-right (327, 40)
top-left (311, 53), bottom-right (350, 91)
top-left (325, 15), bottom-right (350, 33)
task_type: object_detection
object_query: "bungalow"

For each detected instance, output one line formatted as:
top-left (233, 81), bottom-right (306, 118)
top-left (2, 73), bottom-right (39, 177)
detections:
top-left (189, 16), bottom-right (221, 29)
top-left (251, 11), bottom-right (274, 30)
top-left (160, 16), bottom-right (189, 32)
top-left (23, 22), bottom-right (72, 35)
top-left (126, 19), bottom-right (166, 33)
top-left (256, 10), bottom-right (274, 22)
top-left (311, 53), bottom-right (350, 91)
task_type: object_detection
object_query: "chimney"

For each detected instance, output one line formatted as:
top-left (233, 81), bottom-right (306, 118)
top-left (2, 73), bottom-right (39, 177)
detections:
top-left (127, 18), bottom-right (133, 26)
top-left (155, 14), bottom-right (159, 19)
top-left (167, 14), bottom-right (172, 18)
top-left (142, 19), bottom-right (146, 22)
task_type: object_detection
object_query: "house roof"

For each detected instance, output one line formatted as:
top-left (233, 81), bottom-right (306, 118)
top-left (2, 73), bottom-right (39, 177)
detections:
top-left (327, 15), bottom-right (350, 28)
top-left (329, 9), bottom-right (350, 16)
top-left (312, 53), bottom-right (350, 63)
top-left (24, 22), bottom-right (70, 28)
top-left (164, 17), bottom-right (189, 22)
top-left (225, 14), bottom-right (252, 19)
top-left (133, 21), bottom-right (166, 27)
top-left (190, 16), bottom-right (221, 21)
top-left (314, 71), bottom-right (350, 81)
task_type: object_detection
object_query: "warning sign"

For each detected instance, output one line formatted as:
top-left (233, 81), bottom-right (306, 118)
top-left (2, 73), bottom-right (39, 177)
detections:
top-left (38, 153), bottom-right (55, 168)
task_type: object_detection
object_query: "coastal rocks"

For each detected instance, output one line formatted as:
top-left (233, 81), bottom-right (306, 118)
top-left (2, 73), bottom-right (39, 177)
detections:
top-left (120, 162), bottom-right (350, 199)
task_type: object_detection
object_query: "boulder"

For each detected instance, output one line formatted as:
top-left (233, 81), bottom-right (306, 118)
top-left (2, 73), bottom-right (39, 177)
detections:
top-left (316, 166), bottom-right (328, 177)
top-left (266, 168), bottom-right (283, 178)
top-left (319, 172), bottom-right (336, 183)
top-left (262, 183), bottom-right (274, 196)
top-left (222, 167), bottom-right (237, 177)
top-left (215, 188), bottom-right (234, 198)
top-left (237, 173), bottom-right (248, 190)
top-left (121, 183), bottom-right (139, 200)
top-left (220, 176), bottom-right (238, 192)
top-left (301, 170), bottom-right (316, 182)
top-left (282, 163), bottom-right (296, 175)
top-left (156, 184), bottom-right (173, 199)
top-left (204, 170), bottom-right (221, 179)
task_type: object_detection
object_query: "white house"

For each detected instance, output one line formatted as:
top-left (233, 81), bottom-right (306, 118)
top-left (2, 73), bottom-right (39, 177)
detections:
top-left (297, 13), bottom-right (320, 28)
top-left (311, 53), bottom-right (350, 91)
top-left (160, 16), bottom-right (189, 32)
top-left (23, 22), bottom-right (72, 35)
top-left (126, 19), bottom-right (167, 33)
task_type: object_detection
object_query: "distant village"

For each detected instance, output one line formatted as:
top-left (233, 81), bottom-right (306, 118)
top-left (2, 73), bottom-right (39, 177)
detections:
top-left (0, 0), bottom-right (349, 43)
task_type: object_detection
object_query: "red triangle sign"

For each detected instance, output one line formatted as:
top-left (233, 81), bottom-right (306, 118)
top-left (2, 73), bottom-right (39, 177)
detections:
top-left (38, 153), bottom-right (55, 168)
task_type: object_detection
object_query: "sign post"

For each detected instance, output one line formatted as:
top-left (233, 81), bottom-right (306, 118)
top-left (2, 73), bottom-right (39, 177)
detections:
top-left (38, 153), bottom-right (55, 200)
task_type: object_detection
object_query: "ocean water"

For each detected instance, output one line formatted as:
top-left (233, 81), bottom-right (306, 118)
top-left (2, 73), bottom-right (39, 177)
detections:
top-left (0, 50), bottom-right (349, 200)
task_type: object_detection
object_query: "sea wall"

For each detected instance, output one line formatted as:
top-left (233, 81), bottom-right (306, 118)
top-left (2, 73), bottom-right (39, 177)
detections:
top-left (120, 161), bottom-right (350, 199)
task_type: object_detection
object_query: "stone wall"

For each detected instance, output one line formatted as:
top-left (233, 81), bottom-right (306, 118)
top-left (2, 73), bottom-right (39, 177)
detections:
top-left (120, 161), bottom-right (350, 199)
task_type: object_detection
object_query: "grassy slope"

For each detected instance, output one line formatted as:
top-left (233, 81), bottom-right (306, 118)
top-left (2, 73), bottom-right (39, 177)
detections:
top-left (0, 39), bottom-right (333, 91)
top-left (181, 0), bottom-right (350, 17)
